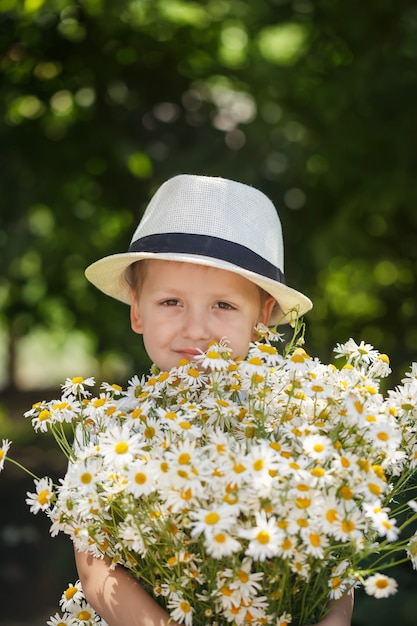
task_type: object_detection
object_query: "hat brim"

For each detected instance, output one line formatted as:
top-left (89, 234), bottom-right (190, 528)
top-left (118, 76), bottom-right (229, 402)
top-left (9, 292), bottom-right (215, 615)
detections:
top-left (85, 252), bottom-right (312, 326)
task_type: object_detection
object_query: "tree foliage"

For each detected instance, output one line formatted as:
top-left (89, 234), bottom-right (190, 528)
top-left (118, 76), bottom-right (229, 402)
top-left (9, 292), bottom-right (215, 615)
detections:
top-left (1, 0), bottom-right (417, 386)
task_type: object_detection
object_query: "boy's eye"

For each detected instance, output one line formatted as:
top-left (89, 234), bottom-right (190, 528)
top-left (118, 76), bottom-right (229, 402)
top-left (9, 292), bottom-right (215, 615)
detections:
top-left (161, 298), bottom-right (180, 306)
top-left (215, 301), bottom-right (235, 310)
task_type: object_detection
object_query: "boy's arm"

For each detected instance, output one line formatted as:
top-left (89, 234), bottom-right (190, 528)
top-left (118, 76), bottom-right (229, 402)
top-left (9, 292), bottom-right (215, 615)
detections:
top-left (75, 549), bottom-right (353, 626)
top-left (74, 549), bottom-right (178, 626)
top-left (313, 590), bottom-right (354, 626)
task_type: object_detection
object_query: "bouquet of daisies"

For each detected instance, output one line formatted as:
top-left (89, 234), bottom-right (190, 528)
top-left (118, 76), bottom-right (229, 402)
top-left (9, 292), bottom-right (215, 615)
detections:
top-left (3, 326), bottom-right (417, 626)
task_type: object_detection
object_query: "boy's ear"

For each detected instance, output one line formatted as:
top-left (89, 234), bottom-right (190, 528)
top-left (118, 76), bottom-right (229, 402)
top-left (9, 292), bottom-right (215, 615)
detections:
top-left (258, 296), bottom-right (277, 327)
top-left (130, 289), bottom-right (143, 334)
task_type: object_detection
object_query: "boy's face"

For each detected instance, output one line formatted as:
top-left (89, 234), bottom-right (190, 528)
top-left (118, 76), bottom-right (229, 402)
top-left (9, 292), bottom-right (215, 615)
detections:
top-left (130, 260), bottom-right (276, 372)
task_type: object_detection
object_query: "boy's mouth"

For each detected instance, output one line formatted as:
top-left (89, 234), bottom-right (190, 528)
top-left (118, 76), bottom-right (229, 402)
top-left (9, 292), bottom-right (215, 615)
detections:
top-left (174, 348), bottom-right (204, 361)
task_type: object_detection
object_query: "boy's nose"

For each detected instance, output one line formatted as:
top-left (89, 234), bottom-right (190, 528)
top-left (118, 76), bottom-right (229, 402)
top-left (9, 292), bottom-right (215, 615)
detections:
top-left (182, 308), bottom-right (211, 341)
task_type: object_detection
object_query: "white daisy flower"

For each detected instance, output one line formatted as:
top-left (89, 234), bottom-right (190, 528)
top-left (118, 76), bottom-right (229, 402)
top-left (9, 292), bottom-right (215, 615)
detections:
top-left (290, 551), bottom-right (311, 579)
top-left (190, 504), bottom-right (238, 539)
top-left (66, 458), bottom-right (103, 495)
top-left (197, 340), bottom-right (233, 371)
top-left (363, 573), bottom-right (398, 598)
top-left (222, 558), bottom-right (264, 602)
top-left (177, 362), bottom-right (208, 389)
top-left (240, 511), bottom-right (284, 561)
top-left (366, 418), bottom-right (402, 453)
top-left (203, 529), bottom-right (241, 558)
top-left (0, 439), bottom-right (11, 473)
top-left (164, 440), bottom-right (210, 487)
top-left (59, 580), bottom-right (84, 612)
top-left (368, 353), bottom-right (391, 378)
top-left (26, 476), bottom-right (54, 514)
top-left (68, 600), bottom-right (101, 624)
top-left (300, 527), bottom-right (329, 559)
top-left (301, 434), bottom-right (333, 461)
top-left (61, 376), bottom-right (95, 397)
top-left (47, 612), bottom-right (77, 626)
top-left (100, 381), bottom-right (124, 395)
top-left (83, 394), bottom-right (116, 421)
top-left (27, 403), bottom-right (55, 433)
top-left (331, 509), bottom-right (365, 543)
top-left (336, 339), bottom-right (381, 368)
top-left (98, 424), bottom-right (143, 467)
top-left (286, 347), bottom-right (313, 371)
top-left (167, 593), bottom-right (194, 626)
top-left (163, 485), bottom-right (200, 513)
top-left (363, 503), bottom-right (399, 540)
top-left (247, 341), bottom-right (282, 367)
top-left (244, 443), bottom-right (280, 495)
top-left (240, 354), bottom-right (270, 377)
top-left (223, 594), bottom-right (268, 625)
top-left (126, 459), bottom-right (156, 497)
top-left (72, 492), bottom-right (104, 520)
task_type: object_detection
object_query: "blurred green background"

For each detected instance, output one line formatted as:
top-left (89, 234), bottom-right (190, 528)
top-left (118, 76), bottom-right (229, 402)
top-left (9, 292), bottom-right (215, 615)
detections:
top-left (1, 0), bottom-right (416, 624)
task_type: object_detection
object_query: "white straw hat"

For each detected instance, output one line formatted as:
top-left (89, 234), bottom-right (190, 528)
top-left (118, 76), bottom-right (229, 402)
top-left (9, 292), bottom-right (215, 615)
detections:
top-left (85, 174), bottom-right (312, 325)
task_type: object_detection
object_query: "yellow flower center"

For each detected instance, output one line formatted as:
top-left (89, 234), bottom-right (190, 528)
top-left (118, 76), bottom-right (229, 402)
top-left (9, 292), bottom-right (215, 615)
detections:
top-left (368, 483), bottom-right (382, 495)
top-left (296, 497), bottom-right (311, 509)
top-left (115, 442), bottom-right (129, 455)
top-left (311, 467), bottom-right (325, 477)
top-left (376, 579), bottom-right (389, 590)
top-left (37, 489), bottom-right (50, 506)
top-left (65, 586), bottom-right (78, 600)
top-left (253, 459), bottom-right (264, 471)
top-left (135, 472), bottom-right (147, 485)
top-left (311, 385), bottom-right (324, 393)
top-left (77, 611), bottom-right (92, 620)
top-left (309, 533), bottom-right (321, 547)
top-left (180, 601), bottom-right (191, 613)
top-left (291, 348), bottom-right (311, 363)
top-left (341, 520), bottom-right (355, 533)
top-left (326, 509), bottom-right (338, 523)
top-left (340, 486), bottom-right (353, 500)
top-left (206, 350), bottom-right (220, 359)
top-left (39, 409), bottom-right (51, 421)
top-left (238, 570), bottom-right (249, 582)
top-left (256, 530), bottom-right (270, 544)
top-left (259, 344), bottom-right (277, 354)
top-left (205, 512), bottom-right (220, 525)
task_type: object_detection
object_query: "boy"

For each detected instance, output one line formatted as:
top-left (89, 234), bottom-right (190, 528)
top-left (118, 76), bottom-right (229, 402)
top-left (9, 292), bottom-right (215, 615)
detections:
top-left (76, 174), bottom-right (353, 625)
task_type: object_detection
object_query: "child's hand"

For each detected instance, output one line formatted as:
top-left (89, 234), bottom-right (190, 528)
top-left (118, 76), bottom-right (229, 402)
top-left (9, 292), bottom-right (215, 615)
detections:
top-left (307, 591), bottom-right (354, 626)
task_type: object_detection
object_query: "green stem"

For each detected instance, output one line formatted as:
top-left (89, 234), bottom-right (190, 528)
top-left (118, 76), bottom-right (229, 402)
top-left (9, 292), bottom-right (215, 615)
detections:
top-left (6, 456), bottom-right (41, 481)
